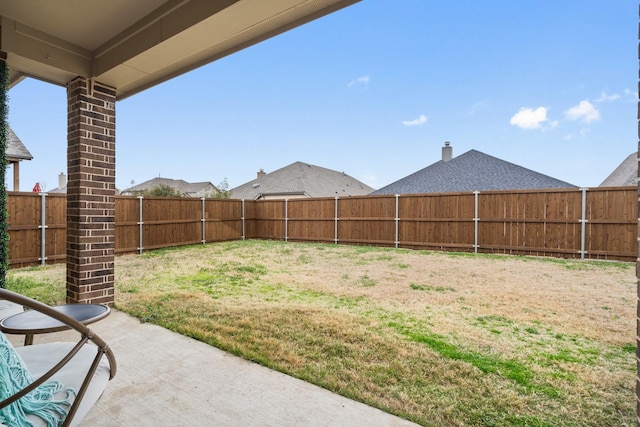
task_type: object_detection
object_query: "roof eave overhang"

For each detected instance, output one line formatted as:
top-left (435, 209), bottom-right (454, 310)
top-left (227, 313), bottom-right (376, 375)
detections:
top-left (7, 156), bottom-right (30, 162)
top-left (1, 0), bottom-right (360, 100)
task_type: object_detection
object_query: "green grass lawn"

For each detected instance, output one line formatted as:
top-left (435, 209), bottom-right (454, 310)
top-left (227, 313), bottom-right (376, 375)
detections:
top-left (7, 240), bottom-right (636, 426)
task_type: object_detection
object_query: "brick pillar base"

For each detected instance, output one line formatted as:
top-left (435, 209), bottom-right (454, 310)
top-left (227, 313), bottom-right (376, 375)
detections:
top-left (66, 78), bottom-right (116, 305)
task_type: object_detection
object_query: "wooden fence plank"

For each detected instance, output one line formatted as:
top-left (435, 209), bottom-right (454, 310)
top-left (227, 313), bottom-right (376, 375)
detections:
top-left (7, 187), bottom-right (638, 267)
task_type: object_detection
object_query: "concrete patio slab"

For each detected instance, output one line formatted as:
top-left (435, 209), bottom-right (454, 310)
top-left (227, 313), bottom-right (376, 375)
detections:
top-left (12, 310), bottom-right (419, 427)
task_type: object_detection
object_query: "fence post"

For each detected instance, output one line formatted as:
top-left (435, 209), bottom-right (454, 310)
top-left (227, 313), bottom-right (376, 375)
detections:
top-left (284, 199), bottom-right (289, 242)
top-left (580, 188), bottom-right (587, 260)
top-left (39, 192), bottom-right (47, 266)
top-left (241, 199), bottom-right (245, 240)
top-left (334, 196), bottom-right (339, 244)
top-left (201, 197), bottom-right (206, 244)
top-left (138, 196), bottom-right (143, 254)
top-left (395, 194), bottom-right (399, 249)
top-left (474, 191), bottom-right (480, 254)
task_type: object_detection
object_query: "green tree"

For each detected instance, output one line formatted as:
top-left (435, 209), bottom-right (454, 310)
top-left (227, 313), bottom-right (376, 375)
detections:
top-left (0, 59), bottom-right (8, 288)
top-left (141, 184), bottom-right (182, 197)
top-left (209, 178), bottom-right (231, 199)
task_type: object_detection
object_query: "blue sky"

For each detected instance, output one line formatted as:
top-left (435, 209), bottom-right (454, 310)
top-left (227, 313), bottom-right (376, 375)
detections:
top-left (6, 0), bottom-right (638, 192)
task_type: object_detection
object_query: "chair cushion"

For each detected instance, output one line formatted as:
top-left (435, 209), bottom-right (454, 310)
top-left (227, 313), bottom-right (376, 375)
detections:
top-left (0, 332), bottom-right (74, 426)
top-left (16, 342), bottom-right (112, 427)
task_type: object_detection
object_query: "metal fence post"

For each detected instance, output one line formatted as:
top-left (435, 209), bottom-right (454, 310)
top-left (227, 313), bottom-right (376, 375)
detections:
top-left (284, 199), bottom-right (289, 242)
top-left (201, 197), bottom-right (206, 244)
top-left (395, 194), bottom-right (399, 249)
top-left (241, 199), bottom-right (245, 240)
top-left (580, 188), bottom-right (587, 260)
top-left (334, 196), bottom-right (339, 244)
top-left (138, 196), bottom-right (143, 254)
top-left (39, 192), bottom-right (47, 266)
top-left (474, 191), bottom-right (480, 254)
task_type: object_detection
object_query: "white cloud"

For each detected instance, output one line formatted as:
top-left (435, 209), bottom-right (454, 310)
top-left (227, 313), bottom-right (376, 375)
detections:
top-left (595, 91), bottom-right (620, 103)
top-left (348, 75), bottom-right (370, 87)
top-left (565, 100), bottom-right (600, 123)
top-left (509, 107), bottom-right (549, 130)
top-left (402, 114), bottom-right (428, 126)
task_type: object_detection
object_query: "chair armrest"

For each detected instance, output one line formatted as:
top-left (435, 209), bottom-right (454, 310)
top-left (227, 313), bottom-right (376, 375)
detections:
top-left (0, 289), bottom-right (117, 427)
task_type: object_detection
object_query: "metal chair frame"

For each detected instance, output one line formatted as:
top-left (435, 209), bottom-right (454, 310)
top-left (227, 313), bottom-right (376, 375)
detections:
top-left (0, 289), bottom-right (116, 427)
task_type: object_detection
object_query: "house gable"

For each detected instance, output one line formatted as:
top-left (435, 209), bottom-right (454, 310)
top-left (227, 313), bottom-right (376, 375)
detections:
top-left (372, 148), bottom-right (576, 195)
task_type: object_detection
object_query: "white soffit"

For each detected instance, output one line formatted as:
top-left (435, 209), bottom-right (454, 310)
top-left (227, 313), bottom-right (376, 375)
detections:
top-left (0, 0), bottom-right (359, 99)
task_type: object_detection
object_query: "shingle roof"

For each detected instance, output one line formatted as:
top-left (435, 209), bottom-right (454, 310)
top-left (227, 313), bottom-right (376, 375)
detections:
top-left (231, 161), bottom-right (374, 200)
top-left (7, 126), bottom-right (33, 160)
top-left (371, 149), bottom-right (576, 195)
top-left (121, 177), bottom-right (216, 197)
top-left (599, 152), bottom-right (637, 187)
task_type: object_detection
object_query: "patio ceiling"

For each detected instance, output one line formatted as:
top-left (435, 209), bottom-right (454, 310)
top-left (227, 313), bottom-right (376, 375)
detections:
top-left (0, 0), bottom-right (360, 99)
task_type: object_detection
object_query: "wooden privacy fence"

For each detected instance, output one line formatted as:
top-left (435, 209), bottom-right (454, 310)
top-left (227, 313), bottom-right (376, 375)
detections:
top-left (115, 196), bottom-right (243, 254)
top-left (8, 192), bottom-right (67, 267)
top-left (7, 194), bottom-right (244, 268)
top-left (248, 187), bottom-right (637, 261)
top-left (6, 186), bottom-right (637, 267)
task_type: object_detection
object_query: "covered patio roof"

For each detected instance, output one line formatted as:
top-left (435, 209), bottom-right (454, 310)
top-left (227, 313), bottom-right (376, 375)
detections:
top-left (0, 0), bottom-right (360, 99)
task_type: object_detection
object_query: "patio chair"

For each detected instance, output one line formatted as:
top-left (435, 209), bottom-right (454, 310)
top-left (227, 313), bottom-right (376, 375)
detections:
top-left (0, 289), bottom-right (116, 427)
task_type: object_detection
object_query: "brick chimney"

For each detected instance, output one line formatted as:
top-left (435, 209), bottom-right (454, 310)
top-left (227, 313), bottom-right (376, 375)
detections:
top-left (442, 141), bottom-right (453, 161)
top-left (257, 169), bottom-right (266, 179)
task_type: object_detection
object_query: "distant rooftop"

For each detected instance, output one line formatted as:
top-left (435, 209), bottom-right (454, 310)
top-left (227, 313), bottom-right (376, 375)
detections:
top-left (372, 144), bottom-right (576, 195)
top-left (599, 152), bottom-right (637, 187)
top-left (7, 126), bottom-right (33, 161)
top-left (121, 177), bottom-right (216, 197)
top-left (231, 161), bottom-right (373, 200)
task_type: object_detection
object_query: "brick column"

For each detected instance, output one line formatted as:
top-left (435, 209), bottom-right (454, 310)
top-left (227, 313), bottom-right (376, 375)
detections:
top-left (66, 78), bottom-right (116, 305)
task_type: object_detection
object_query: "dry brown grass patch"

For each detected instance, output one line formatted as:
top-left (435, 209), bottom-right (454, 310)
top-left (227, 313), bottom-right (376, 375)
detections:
top-left (7, 240), bottom-right (636, 426)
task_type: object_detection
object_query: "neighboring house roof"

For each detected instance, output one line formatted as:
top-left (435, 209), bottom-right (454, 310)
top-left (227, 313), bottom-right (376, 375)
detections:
top-left (7, 126), bottom-right (33, 161)
top-left (48, 173), bottom-right (67, 194)
top-left (599, 152), bottom-right (637, 187)
top-left (49, 173), bottom-right (120, 194)
top-left (231, 161), bottom-right (374, 200)
top-left (372, 148), bottom-right (576, 195)
top-left (49, 185), bottom-right (121, 195)
top-left (121, 177), bottom-right (217, 197)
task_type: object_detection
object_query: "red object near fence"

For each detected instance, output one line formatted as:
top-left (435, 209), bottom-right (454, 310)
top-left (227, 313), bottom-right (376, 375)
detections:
top-left (32, 182), bottom-right (41, 193)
